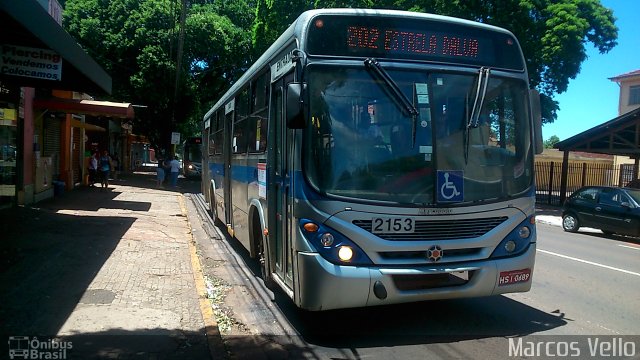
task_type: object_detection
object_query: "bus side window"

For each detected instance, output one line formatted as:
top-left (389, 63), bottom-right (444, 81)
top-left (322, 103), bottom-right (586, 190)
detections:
top-left (233, 119), bottom-right (248, 154)
top-left (248, 111), bottom-right (268, 153)
top-left (214, 110), bottom-right (224, 155)
top-left (234, 87), bottom-right (250, 154)
top-left (250, 70), bottom-right (269, 153)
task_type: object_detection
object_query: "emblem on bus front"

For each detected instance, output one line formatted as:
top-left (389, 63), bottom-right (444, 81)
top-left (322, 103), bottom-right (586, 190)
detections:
top-left (427, 245), bottom-right (443, 262)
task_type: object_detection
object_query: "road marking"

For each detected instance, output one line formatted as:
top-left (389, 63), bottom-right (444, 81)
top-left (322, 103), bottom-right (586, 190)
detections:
top-left (618, 244), bottom-right (640, 251)
top-left (537, 249), bottom-right (640, 277)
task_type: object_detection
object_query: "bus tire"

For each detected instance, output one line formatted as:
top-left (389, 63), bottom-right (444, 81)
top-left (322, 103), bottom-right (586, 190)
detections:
top-left (253, 215), bottom-right (276, 290)
top-left (209, 186), bottom-right (217, 221)
top-left (259, 238), bottom-right (276, 290)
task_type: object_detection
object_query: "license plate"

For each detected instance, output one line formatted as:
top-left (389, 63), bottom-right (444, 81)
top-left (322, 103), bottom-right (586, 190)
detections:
top-left (371, 217), bottom-right (415, 234)
top-left (498, 268), bottom-right (531, 286)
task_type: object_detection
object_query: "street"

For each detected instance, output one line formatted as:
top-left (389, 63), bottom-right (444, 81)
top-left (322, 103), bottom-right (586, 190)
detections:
top-left (509, 222), bottom-right (640, 336)
top-left (183, 187), bottom-right (640, 359)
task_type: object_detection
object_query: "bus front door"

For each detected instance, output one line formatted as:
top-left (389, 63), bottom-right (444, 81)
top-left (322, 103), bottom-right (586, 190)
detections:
top-left (269, 72), bottom-right (295, 290)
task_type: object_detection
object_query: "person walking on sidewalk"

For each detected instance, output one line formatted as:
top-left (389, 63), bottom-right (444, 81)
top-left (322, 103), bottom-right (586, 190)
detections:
top-left (169, 155), bottom-right (180, 188)
top-left (88, 152), bottom-right (98, 187)
top-left (156, 158), bottom-right (166, 188)
top-left (99, 150), bottom-right (114, 189)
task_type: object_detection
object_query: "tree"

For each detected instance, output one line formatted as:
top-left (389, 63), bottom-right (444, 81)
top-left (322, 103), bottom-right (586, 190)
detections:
top-left (544, 135), bottom-right (561, 149)
top-left (252, 0), bottom-right (312, 56)
top-left (64, 0), bottom-right (252, 152)
top-left (253, 0), bottom-right (618, 124)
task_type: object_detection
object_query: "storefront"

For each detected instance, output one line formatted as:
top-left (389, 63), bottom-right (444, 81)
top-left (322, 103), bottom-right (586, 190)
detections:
top-left (1, 0), bottom-right (113, 207)
top-left (33, 96), bottom-right (134, 190)
top-left (0, 86), bottom-right (18, 208)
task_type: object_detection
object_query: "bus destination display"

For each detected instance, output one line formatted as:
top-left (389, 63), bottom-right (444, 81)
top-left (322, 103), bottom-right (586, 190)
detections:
top-left (307, 16), bottom-right (524, 70)
top-left (347, 26), bottom-right (479, 60)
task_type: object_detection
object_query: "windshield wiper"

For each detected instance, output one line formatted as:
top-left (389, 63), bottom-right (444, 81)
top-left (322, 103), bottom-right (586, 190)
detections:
top-left (364, 58), bottom-right (419, 146)
top-left (467, 67), bottom-right (491, 129)
top-left (465, 67), bottom-right (491, 163)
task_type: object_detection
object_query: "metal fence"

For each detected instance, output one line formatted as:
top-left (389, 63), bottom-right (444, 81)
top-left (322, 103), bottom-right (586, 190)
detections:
top-left (535, 161), bottom-right (637, 206)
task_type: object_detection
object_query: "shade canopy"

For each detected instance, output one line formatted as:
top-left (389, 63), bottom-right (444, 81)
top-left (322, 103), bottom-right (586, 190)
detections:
top-left (34, 98), bottom-right (134, 119)
top-left (555, 107), bottom-right (640, 158)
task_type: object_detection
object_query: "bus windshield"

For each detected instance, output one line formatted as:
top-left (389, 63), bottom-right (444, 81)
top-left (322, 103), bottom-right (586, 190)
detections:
top-left (305, 65), bottom-right (533, 204)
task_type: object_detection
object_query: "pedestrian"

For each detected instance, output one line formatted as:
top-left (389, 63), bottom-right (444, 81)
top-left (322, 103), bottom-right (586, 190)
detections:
top-left (98, 150), bottom-right (113, 189)
top-left (156, 158), bottom-right (166, 188)
top-left (88, 151), bottom-right (98, 187)
top-left (169, 155), bottom-right (180, 187)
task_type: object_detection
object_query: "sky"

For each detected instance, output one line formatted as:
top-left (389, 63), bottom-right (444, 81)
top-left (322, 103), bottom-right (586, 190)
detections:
top-left (541, 0), bottom-right (640, 142)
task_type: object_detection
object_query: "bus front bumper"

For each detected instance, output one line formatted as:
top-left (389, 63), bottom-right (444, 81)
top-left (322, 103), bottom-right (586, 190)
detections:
top-left (296, 243), bottom-right (536, 311)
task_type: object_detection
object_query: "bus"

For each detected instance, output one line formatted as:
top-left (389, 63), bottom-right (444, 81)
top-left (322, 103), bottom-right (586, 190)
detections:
top-left (202, 9), bottom-right (543, 311)
top-left (180, 137), bottom-right (202, 178)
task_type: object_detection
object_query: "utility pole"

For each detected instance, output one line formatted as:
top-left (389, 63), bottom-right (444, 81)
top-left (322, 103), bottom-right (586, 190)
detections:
top-left (171, 0), bottom-right (188, 157)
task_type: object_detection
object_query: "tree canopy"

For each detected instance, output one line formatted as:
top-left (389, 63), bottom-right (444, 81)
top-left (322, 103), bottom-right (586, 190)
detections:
top-left (64, 0), bottom-right (252, 152)
top-left (544, 135), bottom-right (561, 149)
top-left (63, 0), bottom-right (617, 150)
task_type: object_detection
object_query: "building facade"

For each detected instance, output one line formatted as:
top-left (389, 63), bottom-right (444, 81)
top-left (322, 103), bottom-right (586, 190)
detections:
top-left (0, 0), bottom-right (134, 208)
top-left (609, 70), bottom-right (640, 172)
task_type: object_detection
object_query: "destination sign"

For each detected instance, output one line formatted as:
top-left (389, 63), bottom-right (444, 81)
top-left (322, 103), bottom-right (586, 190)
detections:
top-left (347, 26), bottom-right (480, 60)
top-left (306, 15), bottom-right (524, 70)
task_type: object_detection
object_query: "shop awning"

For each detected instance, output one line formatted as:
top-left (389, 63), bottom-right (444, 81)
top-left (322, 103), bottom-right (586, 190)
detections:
top-left (70, 118), bottom-right (106, 132)
top-left (0, 0), bottom-right (112, 94)
top-left (33, 98), bottom-right (135, 119)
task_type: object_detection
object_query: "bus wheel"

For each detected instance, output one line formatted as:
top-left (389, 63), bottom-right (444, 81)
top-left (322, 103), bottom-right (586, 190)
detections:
top-left (258, 234), bottom-right (276, 290)
top-left (209, 187), bottom-right (217, 220)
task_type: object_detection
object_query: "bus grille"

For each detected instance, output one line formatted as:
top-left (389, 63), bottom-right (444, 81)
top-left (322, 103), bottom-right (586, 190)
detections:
top-left (353, 216), bottom-right (508, 240)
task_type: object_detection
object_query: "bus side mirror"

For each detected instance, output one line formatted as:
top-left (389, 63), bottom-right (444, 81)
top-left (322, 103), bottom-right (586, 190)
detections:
top-left (286, 82), bottom-right (306, 129)
top-left (530, 89), bottom-right (543, 154)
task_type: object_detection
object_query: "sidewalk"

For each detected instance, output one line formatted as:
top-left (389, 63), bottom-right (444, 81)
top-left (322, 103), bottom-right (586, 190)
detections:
top-left (0, 172), bottom-right (218, 359)
top-left (535, 203), bottom-right (563, 227)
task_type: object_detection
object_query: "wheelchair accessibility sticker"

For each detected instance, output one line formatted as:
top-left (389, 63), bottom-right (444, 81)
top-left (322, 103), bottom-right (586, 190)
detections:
top-left (437, 170), bottom-right (463, 202)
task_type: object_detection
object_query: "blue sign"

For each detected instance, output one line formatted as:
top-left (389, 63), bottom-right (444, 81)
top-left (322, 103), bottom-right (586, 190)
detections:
top-left (437, 170), bottom-right (463, 202)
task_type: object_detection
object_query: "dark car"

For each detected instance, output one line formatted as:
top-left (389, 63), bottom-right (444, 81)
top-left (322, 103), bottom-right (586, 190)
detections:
top-left (562, 186), bottom-right (640, 236)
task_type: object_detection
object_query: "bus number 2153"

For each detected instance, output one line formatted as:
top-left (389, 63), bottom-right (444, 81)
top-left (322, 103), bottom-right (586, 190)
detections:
top-left (371, 217), bottom-right (415, 234)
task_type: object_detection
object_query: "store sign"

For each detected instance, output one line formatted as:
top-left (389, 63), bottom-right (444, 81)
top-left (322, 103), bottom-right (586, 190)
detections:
top-left (0, 108), bottom-right (16, 120)
top-left (0, 45), bottom-right (62, 81)
top-left (0, 108), bottom-right (17, 125)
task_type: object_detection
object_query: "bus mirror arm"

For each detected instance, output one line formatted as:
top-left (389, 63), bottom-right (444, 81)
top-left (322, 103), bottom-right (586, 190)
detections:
top-left (530, 89), bottom-right (543, 154)
top-left (286, 82), bottom-right (307, 129)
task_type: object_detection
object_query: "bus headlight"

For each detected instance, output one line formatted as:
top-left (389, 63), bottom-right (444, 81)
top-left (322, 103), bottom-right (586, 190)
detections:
top-left (518, 226), bottom-right (530, 238)
top-left (490, 217), bottom-right (535, 259)
top-left (504, 240), bottom-right (517, 253)
top-left (320, 233), bottom-right (334, 246)
top-left (300, 219), bottom-right (372, 266)
top-left (338, 246), bottom-right (353, 261)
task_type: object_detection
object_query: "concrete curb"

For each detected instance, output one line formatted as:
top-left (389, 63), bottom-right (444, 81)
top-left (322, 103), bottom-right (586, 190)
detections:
top-left (180, 195), bottom-right (227, 359)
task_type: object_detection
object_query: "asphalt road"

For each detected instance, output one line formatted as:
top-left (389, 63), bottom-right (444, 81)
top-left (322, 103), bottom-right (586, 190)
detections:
top-left (184, 185), bottom-right (640, 359)
top-left (508, 222), bottom-right (640, 336)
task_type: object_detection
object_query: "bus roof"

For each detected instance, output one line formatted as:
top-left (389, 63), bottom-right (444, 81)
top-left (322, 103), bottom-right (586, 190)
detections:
top-left (203, 8), bottom-right (520, 122)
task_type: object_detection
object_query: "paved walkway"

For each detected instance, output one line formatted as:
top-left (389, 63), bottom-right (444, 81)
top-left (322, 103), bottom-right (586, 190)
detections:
top-left (0, 172), bottom-right (217, 359)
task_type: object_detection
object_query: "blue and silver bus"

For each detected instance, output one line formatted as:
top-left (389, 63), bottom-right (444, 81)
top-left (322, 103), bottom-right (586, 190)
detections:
top-left (202, 9), bottom-right (543, 311)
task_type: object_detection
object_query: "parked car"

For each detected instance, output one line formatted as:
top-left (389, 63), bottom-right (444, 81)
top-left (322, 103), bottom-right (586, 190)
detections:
top-left (562, 186), bottom-right (640, 236)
